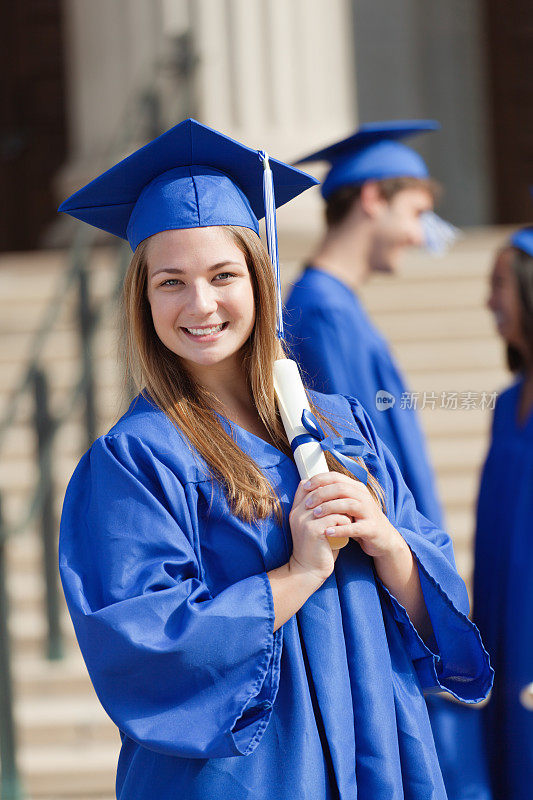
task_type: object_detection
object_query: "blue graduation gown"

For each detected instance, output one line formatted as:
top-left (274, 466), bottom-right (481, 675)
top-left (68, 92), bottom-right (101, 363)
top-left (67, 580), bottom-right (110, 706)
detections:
top-left (473, 379), bottom-right (533, 800)
top-left (59, 391), bottom-right (492, 800)
top-left (425, 695), bottom-right (492, 800)
top-left (284, 266), bottom-right (444, 528)
top-left (285, 267), bottom-right (493, 799)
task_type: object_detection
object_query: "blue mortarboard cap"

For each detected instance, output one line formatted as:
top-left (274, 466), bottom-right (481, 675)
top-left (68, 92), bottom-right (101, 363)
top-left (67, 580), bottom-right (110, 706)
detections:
top-left (294, 120), bottom-right (440, 199)
top-left (510, 227), bottom-right (533, 258)
top-left (59, 118), bottom-right (318, 251)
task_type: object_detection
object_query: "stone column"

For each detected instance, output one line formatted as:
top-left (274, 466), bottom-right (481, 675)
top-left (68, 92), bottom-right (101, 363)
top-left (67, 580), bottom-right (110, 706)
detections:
top-left (59, 0), bottom-right (164, 194)
top-left (191, 0), bottom-right (357, 230)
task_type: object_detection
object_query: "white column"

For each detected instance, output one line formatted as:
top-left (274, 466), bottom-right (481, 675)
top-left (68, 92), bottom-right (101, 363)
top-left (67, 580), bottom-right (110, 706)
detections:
top-left (192, 0), bottom-right (356, 155)
top-left (60, 0), bottom-right (163, 191)
top-left (190, 0), bottom-right (357, 231)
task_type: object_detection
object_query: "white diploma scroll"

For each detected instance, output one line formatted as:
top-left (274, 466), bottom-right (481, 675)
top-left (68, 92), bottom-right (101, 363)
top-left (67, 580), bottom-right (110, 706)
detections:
top-left (273, 358), bottom-right (348, 550)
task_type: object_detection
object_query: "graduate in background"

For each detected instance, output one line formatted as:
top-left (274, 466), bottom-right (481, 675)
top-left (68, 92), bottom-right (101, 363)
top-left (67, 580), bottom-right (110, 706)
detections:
top-left (284, 121), bottom-right (446, 527)
top-left (474, 225), bottom-right (533, 800)
top-left (284, 121), bottom-right (493, 800)
top-left (58, 118), bottom-right (492, 800)
top-left (425, 224), bottom-right (533, 800)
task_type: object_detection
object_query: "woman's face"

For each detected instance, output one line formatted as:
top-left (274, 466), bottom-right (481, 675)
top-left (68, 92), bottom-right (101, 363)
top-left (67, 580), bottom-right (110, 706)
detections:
top-left (487, 247), bottom-right (525, 349)
top-left (146, 226), bottom-right (255, 377)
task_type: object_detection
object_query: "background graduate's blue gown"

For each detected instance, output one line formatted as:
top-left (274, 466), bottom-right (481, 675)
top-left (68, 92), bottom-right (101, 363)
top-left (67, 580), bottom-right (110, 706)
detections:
top-left (473, 380), bottom-right (533, 800)
top-left (60, 392), bottom-right (492, 800)
top-left (284, 267), bottom-right (443, 528)
top-left (285, 267), bottom-right (493, 799)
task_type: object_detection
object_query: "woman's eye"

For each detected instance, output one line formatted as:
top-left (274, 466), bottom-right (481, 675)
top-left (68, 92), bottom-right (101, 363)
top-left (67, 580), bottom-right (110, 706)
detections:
top-left (213, 272), bottom-right (235, 281)
top-left (161, 278), bottom-right (182, 287)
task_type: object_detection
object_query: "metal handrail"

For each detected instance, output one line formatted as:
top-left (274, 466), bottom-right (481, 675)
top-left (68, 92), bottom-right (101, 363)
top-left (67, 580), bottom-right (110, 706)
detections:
top-left (0, 240), bottom-right (130, 541)
top-left (0, 92), bottom-right (152, 800)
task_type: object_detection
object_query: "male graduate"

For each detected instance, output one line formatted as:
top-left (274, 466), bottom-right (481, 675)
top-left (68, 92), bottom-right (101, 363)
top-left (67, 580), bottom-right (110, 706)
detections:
top-left (284, 120), bottom-right (445, 527)
top-left (284, 121), bottom-right (493, 800)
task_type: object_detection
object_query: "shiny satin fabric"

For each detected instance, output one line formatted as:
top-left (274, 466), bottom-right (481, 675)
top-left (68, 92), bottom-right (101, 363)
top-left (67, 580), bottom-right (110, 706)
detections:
top-left (426, 695), bottom-right (492, 800)
top-left (474, 380), bottom-right (533, 800)
top-left (59, 391), bottom-right (492, 799)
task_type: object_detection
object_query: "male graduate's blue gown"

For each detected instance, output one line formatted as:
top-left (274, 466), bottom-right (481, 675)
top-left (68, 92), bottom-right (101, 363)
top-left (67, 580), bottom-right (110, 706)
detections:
top-left (473, 379), bottom-right (533, 800)
top-left (285, 266), bottom-right (493, 800)
top-left (60, 391), bottom-right (492, 800)
top-left (284, 267), bottom-right (443, 527)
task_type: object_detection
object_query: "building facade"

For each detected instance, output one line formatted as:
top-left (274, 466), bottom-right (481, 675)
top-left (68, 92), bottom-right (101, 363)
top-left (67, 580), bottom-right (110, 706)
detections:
top-left (2, 0), bottom-right (532, 251)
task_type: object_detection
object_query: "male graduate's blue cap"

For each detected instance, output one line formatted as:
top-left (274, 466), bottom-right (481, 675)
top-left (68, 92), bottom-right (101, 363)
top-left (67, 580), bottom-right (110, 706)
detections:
top-left (294, 120), bottom-right (440, 200)
top-left (59, 118), bottom-right (318, 251)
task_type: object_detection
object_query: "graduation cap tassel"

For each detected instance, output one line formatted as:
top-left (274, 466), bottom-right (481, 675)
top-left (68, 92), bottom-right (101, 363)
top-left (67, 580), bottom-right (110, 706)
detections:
top-left (421, 211), bottom-right (462, 255)
top-left (259, 150), bottom-right (284, 339)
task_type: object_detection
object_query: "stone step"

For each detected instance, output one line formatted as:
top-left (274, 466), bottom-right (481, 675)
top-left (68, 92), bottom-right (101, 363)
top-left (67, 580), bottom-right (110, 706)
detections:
top-left (0, 324), bottom-right (118, 366)
top-left (419, 405), bottom-right (496, 437)
top-left (8, 606), bottom-right (77, 656)
top-left (1, 418), bottom-right (86, 461)
top-left (406, 367), bottom-right (507, 393)
top-left (371, 307), bottom-right (495, 342)
top-left (393, 337), bottom-right (502, 371)
top-left (16, 694), bottom-right (116, 747)
top-left (437, 469), bottom-right (479, 510)
top-left (0, 383), bottom-right (128, 445)
top-left (7, 570), bottom-right (46, 612)
top-left (427, 435), bottom-right (487, 472)
top-left (0, 344), bottom-right (123, 391)
top-left (361, 277), bottom-right (487, 313)
top-left (0, 262), bottom-right (117, 304)
top-left (0, 246), bottom-right (119, 277)
top-left (13, 650), bottom-right (96, 696)
top-left (0, 450), bottom-right (96, 494)
top-left (19, 740), bottom-right (118, 798)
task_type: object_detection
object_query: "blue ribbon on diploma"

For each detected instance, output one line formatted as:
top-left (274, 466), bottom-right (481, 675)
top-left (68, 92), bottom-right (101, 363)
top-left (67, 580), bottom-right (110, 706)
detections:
top-left (290, 410), bottom-right (369, 485)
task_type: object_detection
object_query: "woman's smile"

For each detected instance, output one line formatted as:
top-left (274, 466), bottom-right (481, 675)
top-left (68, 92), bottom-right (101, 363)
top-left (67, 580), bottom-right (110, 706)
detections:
top-left (181, 321), bottom-right (229, 340)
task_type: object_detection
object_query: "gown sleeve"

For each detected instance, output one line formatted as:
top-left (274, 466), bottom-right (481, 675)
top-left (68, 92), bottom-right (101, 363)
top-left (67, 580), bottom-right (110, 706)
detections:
top-left (346, 397), bottom-right (493, 703)
top-left (59, 433), bottom-right (283, 759)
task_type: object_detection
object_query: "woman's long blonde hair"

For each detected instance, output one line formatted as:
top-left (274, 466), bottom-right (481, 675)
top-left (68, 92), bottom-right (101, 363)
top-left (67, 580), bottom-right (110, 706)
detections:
top-left (122, 225), bottom-right (384, 522)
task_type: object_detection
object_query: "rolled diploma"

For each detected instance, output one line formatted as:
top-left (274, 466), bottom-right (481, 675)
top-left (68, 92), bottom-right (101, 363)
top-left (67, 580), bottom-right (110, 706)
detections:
top-left (273, 358), bottom-right (348, 550)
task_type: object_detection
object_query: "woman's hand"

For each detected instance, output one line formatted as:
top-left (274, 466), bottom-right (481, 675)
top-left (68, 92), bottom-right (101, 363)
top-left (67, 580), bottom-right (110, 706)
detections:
top-left (300, 472), bottom-right (433, 641)
top-left (284, 471), bottom-right (431, 638)
top-left (302, 471), bottom-right (405, 559)
top-left (288, 474), bottom-right (353, 583)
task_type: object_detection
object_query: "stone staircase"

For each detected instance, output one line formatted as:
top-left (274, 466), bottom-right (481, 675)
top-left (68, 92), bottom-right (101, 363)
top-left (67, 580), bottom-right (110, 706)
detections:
top-left (1, 248), bottom-right (124, 799)
top-left (0, 227), bottom-right (510, 797)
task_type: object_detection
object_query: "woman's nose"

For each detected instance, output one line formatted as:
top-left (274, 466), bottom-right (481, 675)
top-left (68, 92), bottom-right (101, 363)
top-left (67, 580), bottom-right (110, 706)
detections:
top-left (188, 283), bottom-right (217, 315)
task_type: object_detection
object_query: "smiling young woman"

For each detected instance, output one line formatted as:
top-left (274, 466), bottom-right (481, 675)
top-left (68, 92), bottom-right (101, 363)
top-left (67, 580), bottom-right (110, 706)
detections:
top-left (123, 223), bottom-right (384, 523)
top-left (58, 119), bottom-right (492, 800)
